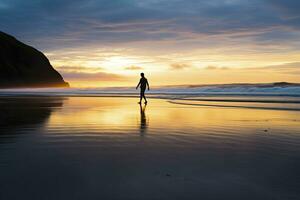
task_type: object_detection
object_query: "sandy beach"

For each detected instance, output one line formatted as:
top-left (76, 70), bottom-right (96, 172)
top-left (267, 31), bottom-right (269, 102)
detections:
top-left (0, 96), bottom-right (300, 200)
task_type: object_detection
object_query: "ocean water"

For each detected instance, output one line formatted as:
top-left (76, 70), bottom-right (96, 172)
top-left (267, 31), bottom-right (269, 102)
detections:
top-left (0, 84), bottom-right (300, 97)
top-left (0, 89), bottom-right (300, 199)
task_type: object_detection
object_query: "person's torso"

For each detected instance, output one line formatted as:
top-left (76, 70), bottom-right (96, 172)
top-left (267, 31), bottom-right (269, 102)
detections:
top-left (140, 78), bottom-right (147, 88)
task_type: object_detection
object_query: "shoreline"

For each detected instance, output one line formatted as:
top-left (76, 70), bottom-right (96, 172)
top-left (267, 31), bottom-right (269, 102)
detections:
top-left (0, 95), bottom-right (300, 112)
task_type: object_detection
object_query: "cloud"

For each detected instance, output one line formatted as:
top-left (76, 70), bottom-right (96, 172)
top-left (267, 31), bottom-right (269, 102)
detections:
top-left (203, 62), bottom-right (300, 73)
top-left (56, 66), bottom-right (103, 72)
top-left (204, 66), bottom-right (230, 70)
top-left (124, 65), bottom-right (143, 70)
top-left (1, 0), bottom-right (300, 51)
top-left (60, 71), bottom-right (126, 81)
top-left (170, 63), bottom-right (191, 70)
top-left (266, 0), bottom-right (300, 19)
top-left (243, 62), bottom-right (300, 75)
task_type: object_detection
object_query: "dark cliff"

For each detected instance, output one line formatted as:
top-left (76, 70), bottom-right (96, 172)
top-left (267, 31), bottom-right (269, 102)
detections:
top-left (0, 31), bottom-right (69, 88)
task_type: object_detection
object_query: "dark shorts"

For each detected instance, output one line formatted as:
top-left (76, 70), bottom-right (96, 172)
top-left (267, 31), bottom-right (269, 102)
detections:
top-left (140, 87), bottom-right (146, 95)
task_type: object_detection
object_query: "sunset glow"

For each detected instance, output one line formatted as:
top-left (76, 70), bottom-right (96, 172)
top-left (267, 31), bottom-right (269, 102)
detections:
top-left (2, 0), bottom-right (300, 87)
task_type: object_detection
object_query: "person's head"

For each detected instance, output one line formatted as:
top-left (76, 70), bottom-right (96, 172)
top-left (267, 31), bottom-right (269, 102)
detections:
top-left (140, 73), bottom-right (144, 77)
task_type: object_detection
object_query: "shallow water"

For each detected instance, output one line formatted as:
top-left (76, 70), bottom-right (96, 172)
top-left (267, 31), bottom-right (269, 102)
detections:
top-left (0, 97), bottom-right (300, 200)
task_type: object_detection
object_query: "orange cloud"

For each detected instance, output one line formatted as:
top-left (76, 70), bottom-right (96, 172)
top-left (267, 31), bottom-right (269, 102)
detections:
top-left (170, 63), bottom-right (191, 70)
top-left (124, 65), bottom-right (143, 70)
top-left (205, 66), bottom-right (230, 70)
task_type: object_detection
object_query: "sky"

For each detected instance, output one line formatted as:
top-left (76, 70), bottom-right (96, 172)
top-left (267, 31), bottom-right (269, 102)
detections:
top-left (1, 0), bottom-right (300, 87)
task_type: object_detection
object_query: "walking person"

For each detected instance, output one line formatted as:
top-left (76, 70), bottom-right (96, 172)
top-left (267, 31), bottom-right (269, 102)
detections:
top-left (136, 73), bottom-right (150, 104)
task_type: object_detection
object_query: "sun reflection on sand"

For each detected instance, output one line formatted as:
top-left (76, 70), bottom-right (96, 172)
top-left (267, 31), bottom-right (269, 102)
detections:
top-left (46, 97), bottom-right (300, 136)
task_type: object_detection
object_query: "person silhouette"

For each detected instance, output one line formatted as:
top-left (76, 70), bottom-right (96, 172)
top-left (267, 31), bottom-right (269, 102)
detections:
top-left (136, 73), bottom-right (150, 104)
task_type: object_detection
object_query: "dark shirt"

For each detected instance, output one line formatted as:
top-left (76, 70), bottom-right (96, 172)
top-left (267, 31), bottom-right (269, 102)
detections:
top-left (139, 77), bottom-right (148, 89)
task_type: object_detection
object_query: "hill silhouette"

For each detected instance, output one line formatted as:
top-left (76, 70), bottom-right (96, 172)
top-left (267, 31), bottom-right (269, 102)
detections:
top-left (0, 31), bottom-right (69, 88)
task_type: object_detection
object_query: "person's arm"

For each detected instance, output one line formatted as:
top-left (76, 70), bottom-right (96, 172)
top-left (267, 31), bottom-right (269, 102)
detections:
top-left (136, 80), bottom-right (141, 89)
top-left (146, 80), bottom-right (150, 90)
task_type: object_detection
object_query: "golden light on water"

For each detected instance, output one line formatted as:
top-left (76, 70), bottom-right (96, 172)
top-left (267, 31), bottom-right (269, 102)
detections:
top-left (47, 97), bottom-right (300, 133)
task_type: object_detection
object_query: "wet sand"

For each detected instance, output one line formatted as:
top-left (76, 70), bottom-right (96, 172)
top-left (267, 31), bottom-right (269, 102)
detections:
top-left (0, 97), bottom-right (300, 200)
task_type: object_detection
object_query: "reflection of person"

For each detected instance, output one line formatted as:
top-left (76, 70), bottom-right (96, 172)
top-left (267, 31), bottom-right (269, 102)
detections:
top-left (139, 103), bottom-right (148, 136)
top-left (136, 73), bottom-right (150, 104)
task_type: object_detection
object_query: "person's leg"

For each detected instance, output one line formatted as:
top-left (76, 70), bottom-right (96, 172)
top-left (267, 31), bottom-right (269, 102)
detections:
top-left (143, 94), bottom-right (147, 104)
top-left (139, 91), bottom-right (142, 103)
top-left (140, 88), bottom-right (146, 103)
top-left (139, 88), bottom-right (145, 103)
